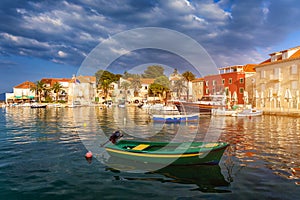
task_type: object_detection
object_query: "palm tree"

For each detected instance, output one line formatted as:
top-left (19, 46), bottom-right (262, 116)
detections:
top-left (30, 83), bottom-right (37, 102)
top-left (52, 82), bottom-right (63, 103)
top-left (130, 75), bottom-right (142, 97)
top-left (99, 79), bottom-right (112, 100)
top-left (182, 71), bottom-right (196, 102)
top-left (30, 81), bottom-right (46, 103)
top-left (120, 81), bottom-right (130, 100)
top-left (172, 78), bottom-right (187, 100)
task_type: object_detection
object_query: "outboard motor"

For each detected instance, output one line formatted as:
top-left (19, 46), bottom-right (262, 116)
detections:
top-left (109, 130), bottom-right (123, 144)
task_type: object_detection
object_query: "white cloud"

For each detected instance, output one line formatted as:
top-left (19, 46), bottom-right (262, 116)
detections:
top-left (109, 47), bottom-right (130, 56)
top-left (0, 33), bottom-right (50, 48)
top-left (58, 50), bottom-right (67, 57)
top-left (167, 0), bottom-right (195, 12)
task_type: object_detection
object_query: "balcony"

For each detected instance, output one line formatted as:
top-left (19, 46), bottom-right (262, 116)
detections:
top-left (289, 74), bottom-right (299, 80)
top-left (269, 74), bottom-right (282, 81)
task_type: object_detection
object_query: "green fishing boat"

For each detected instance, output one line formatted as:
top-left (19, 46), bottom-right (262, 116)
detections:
top-left (105, 140), bottom-right (229, 165)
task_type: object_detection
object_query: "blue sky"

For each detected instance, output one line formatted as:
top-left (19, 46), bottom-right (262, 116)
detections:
top-left (1, 0), bottom-right (300, 92)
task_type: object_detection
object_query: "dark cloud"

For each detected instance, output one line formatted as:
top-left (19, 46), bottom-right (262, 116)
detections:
top-left (0, 0), bottom-right (300, 74)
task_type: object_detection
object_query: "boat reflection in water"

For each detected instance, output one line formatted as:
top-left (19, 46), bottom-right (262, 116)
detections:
top-left (105, 157), bottom-right (231, 193)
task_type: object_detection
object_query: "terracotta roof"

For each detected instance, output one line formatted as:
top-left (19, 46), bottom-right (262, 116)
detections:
top-left (14, 81), bottom-right (35, 89)
top-left (290, 49), bottom-right (300, 59)
top-left (191, 78), bottom-right (204, 82)
top-left (69, 76), bottom-right (96, 84)
top-left (243, 64), bottom-right (257, 72)
top-left (41, 78), bottom-right (72, 86)
top-left (256, 47), bottom-right (300, 68)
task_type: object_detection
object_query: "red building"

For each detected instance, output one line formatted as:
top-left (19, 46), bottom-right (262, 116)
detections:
top-left (203, 64), bottom-right (256, 105)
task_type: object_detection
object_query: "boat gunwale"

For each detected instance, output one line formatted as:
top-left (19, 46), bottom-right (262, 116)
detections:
top-left (105, 140), bottom-right (229, 155)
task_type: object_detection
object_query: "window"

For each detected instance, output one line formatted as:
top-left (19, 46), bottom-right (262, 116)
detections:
top-left (239, 87), bottom-right (244, 94)
top-left (213, 80), bottom-right (216, 86)
top-left (261, 84), bottom-right (266, 91)
top-left (291, 64), bottom-right (298, 75)
top-left (206, 81), bottom-right (209, 86)
top-left (292, 81), bottom-right (298, 90)
top-left (225, 87), bottom-right (229, 95)
top-left (222, 79), bottom-right (225, 84)
top-left (145, 86), bottom-right (147, 90)
top-left (274, 83), bottom-right (280, 91)
top-left (274, 68), bottom-right (281, 77)
top-left (205, 88), bottom-right (209, 94)
top-left (229, 78), bottom-right (232, 84)
top-left (260, 70), bottom-right (266, 78)
top-left (282, 52), bottom-right (288, 60)
top-left (240, 78), bottom-right (244, 83)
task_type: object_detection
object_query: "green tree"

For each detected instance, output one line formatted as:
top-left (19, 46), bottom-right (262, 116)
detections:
top-left (30, 81), bottom-right (46, 103)
top-left (120, 81), bottom-right (130, 100)
top-left (123, 71), bottom-right (140, 79)
top-left (43, 87), bottom-right (52, 102)
top-left (154, 76), bottom-right (170, 89)
top-left (52, 82), bottom-right (63, 103)
top-left (142, 65), bottom-right (164, 78)
top-left (148, 83), bottom-right (165, 99)
top-left (95, 70), bottom-right (120, 100)
top-left (148, 76), bottom-right (171, 104)
top-left (182, 71), bottom-right (196, 102)
top-left (172, 78), bottom-right (187, 100)
top-left (154, 76), bottom-right (170, 105)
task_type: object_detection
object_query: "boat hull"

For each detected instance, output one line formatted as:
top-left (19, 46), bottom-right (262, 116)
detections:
top-left (233, 109), bottom-right (263, 117)
top-left (212, 109), bottom-right (237, 116)
top-left (173, 101), bottom-right (219, 114)
top-left (105, 140), bottom-right (229, 165)
top-left (31, 104), bottom-right (47, 108)
top-left (152, 113), bottom-right (199, 123)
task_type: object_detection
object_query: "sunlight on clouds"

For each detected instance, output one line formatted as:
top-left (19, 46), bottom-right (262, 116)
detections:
top-left (16, 8), bottom-right (27, 15)
top-left (168, 0), bottom-right (195, 11)
top-left (58, 50), bottom-right (67, 58)
top-left (109, 47), bottom-right (130, 56)
top-left (0, 33), bottom-right (50, 48)
top-left (1, 33), bottom-right (19, 42)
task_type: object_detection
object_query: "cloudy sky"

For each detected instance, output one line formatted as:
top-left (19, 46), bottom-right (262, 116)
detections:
top-left (1, 0), bottom-right (300, 92)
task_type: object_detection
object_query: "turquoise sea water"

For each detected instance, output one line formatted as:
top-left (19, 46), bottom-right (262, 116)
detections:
top-left (0, 106), bottom-right (300, 199)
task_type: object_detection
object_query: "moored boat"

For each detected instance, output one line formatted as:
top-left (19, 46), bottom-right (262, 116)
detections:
top-left (105, 140), bottom-right (229, 165)
top-left (173, 95), bottom-right (226, 114)
top-left (30, 104), bottom-right (47, 108)
top-left (212, 108), bottom-right (237, 116)
top-left (232, 108), bottom-right (263, 117)
top-left (152, 113), bottom-right (199, 123)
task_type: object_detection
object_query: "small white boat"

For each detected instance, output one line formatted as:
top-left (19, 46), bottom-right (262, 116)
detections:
top-left (212, 108), bottom-right (237, 116)
top-left (152, 113), bottom-right (199, 123)
top-left (232, 109), bottom-right (263, 117)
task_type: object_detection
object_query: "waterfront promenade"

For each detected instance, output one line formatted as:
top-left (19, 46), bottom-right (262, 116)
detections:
top-left (261, 107), bottom-right (300, 117)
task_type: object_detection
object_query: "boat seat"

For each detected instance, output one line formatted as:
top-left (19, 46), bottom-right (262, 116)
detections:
top-left (203, 143), bottom-right (219, 148)
top-left (132, 144), bottom-right (150, 151)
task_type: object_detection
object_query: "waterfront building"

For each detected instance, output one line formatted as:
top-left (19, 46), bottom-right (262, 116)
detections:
top-left (0, 92), bottom-right (14, 104)
top-left (169, 69), bottom-right (192, 101)
top-left (139, 78), bottom-right (155, 102)
top-left (12, 81), bottom-right (36, 103)
top-left (191, 78), bottom-right (204, 101)
top-left (203, 64), bottom-right (256, 106)
top-left (68, 75), bottom-right (97, 105)
top-left (40, 78), bottom-right (71, 102)
top-left (255, 46), bottom-right (300, 110)
top-left (113, 77), bottom-right (155, 103)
